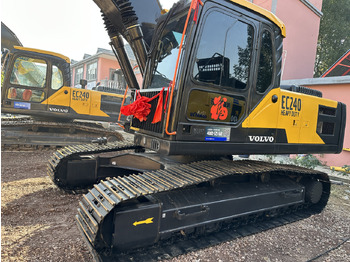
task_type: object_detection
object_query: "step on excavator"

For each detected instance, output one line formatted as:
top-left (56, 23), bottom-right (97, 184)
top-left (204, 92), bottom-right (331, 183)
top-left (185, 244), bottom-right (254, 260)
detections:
top-left (46, 0), bottom-right (346, 257)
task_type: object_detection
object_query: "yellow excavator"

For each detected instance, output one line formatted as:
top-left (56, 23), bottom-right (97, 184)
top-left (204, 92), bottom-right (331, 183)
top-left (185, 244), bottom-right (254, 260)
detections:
top-left (1, 25), bottom-right (129, 146)
top-left (1, 46), bottom-right (126, 122)
top-left (46, 0), bottom-right (346, 258)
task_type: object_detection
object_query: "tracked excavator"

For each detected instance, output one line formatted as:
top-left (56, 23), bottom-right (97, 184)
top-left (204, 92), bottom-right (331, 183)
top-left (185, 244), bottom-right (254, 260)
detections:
top-left (1, 23), bottom-right (128, 147)
top-left (46, 0), bottom-right (346, 257)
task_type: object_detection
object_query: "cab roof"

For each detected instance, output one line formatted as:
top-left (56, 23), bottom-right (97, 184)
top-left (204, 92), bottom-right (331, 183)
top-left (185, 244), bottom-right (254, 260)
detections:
top-left (13, 46), bottom-right (70, 64)
top-left (229, 0), bottom-right (286, 37)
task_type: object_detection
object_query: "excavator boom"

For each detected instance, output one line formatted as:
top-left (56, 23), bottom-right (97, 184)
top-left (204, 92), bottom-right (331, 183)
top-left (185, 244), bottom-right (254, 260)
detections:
top-left (1, 22), bottom-right (23, 51)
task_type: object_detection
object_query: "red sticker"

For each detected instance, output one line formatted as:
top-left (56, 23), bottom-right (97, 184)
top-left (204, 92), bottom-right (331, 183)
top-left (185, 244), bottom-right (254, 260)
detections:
top-left (210, 96), bottom-right (228, 120)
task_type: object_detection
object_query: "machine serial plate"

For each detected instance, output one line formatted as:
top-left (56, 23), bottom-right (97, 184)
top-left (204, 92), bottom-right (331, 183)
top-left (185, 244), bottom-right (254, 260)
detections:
top-left (14, 102), bottom-right (31, 109)
top-left (205, 127), bottom-right (231, 141)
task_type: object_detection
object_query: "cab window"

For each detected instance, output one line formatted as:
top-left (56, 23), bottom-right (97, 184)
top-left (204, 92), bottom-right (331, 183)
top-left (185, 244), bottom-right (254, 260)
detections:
top-left (10, 56), bottom-right (47, 88)
top-left (193, 10), bottom-right (254, 90)
top-left (51, 65), bottom-right (64, 90)
top-left (256, 30), bottom-right (274, 93)
top-left (7, 87), bottom-right (45, 102)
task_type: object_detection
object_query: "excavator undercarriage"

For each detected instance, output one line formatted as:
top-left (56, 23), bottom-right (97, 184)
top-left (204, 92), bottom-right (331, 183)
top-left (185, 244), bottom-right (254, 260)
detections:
top-left (47, 142), bottom-right (329, 255)
top-left (74, 153), bottom-right (330, 254)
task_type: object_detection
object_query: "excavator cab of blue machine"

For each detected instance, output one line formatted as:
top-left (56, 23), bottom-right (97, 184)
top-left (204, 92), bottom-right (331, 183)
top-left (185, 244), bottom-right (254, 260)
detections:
top-left (1, 46), bottom-right (126, 122)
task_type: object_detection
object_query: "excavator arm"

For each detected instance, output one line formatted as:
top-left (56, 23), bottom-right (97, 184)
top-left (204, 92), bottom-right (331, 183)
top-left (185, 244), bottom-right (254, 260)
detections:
top-left (93, 0), bottom-right (162, 90)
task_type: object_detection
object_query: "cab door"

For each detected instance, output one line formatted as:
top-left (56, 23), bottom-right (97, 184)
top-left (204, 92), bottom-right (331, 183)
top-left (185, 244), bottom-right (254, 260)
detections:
top-left (177, 4), bottom-right (258, 143)
top-left (243, 26), bottom-right (280, 145)
top-left (44, 62), bottom-right (71, 116)
top-left (2, 54), bottom-right (49, 115)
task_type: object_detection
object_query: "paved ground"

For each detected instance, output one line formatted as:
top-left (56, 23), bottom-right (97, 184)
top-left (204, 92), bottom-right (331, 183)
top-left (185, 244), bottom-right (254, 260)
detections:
top-left (1, 150), bottom-right (350, 262)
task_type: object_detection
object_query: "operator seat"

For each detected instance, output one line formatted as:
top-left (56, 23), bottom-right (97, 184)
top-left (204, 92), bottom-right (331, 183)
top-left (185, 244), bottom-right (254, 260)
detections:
top-left (22, 89), bottom-right (32, 101)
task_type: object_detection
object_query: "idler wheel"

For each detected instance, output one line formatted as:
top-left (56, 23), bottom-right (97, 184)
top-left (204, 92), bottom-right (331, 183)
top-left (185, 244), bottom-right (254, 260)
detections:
top-left (303, 179), bottom-right (323, 204)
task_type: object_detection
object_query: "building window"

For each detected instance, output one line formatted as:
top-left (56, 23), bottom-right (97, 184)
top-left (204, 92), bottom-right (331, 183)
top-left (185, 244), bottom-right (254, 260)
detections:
top-left (110, 69), bottom-right (126, 89)
top-left (74, 66), bottom-right (84, 85)
top-left (87, 62), bottom-right (97, 80)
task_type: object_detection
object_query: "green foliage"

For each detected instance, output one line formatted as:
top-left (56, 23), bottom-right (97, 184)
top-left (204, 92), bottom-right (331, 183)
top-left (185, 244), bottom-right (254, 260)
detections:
top-left (293, 154), bottom-right (322, 169)
top-left (314, 0), bottom-right (350, 77)
top-left (341, 165), bottom-right (350, 175)
top-left (265, 155), bottom-right (275, 163)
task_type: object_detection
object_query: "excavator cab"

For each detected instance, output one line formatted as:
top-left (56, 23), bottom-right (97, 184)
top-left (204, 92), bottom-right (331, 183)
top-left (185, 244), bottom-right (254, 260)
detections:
top-left (1, 46), bottom-right (71, 115)
top-left (128, 0), bottom-right (345, 156)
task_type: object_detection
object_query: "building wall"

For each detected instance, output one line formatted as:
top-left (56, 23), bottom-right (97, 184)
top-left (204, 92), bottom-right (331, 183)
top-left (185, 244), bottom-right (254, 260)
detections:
top-left (71, 55), bottom-right (121, 89)
top-left (251, 0), bottom-right (323, 80)
top-left (308, 0), bottom-right (322, 10)
top-left (276, 0), bottom-right (322, 80)
top-left (97, 57), bottom-right (121, 82)
top-left (252, 0), bottom-right (272, 11)
top-left (134, 67), bottom-right (143, 88)
top-left (282, 76), bottom-right (350, 167)
top-left (71, 64), bottom-right (88, 87)
top-left (71, 53), bottom-right (143, 90)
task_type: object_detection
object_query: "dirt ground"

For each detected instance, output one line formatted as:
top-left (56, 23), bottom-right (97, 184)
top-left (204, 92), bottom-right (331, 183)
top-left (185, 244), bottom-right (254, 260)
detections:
top-left (1, 150), bottom-right (350, 262)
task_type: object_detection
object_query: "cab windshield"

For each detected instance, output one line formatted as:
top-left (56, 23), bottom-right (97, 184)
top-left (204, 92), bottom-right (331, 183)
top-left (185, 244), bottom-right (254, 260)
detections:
top-left (10, 56), bottom-right (47, 88)
top-left (147, 12), bottom-right (187, 89)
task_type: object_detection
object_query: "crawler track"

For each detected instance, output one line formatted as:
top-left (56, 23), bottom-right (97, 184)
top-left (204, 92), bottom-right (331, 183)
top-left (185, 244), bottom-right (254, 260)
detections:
top-left (1, 118), bottom-right (124, 150)
top-left (76, 159), bottom-right (330, 258)
top-left (91, 208), bottom-right (317, 262)
top-left (47, 141), bottom-right (143, 191)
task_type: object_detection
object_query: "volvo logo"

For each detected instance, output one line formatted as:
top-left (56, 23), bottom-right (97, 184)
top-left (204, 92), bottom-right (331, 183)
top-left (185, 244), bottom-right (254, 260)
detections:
top-left (248, 136), bottom-right (274, 143)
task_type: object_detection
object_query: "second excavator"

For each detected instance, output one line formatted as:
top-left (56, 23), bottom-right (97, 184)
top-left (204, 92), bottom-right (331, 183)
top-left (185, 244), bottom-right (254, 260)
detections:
top-left (1, 22), bottom-right (129, 147)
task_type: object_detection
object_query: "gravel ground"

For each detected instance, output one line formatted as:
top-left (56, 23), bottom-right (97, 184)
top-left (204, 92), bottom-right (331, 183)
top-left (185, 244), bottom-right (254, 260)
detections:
top-left (1, 150), bottom-right (350, 262)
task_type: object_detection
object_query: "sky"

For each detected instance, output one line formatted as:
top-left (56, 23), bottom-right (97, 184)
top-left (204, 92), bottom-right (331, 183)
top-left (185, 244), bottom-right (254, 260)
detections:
top-left (1, 0), bottom-right (177, 61)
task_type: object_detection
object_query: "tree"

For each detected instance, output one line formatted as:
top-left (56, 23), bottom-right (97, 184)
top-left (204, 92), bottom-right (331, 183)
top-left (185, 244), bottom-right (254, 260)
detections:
top-left (314, 0), bottom-right (350, 77)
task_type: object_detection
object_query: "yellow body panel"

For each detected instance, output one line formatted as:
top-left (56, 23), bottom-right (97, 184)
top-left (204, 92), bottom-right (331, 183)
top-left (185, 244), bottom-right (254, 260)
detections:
top-left (90, 91), bottom-right (107, 117)
top-left (14, 46), bottom-right (70, 63)
top-left (43, 86), bottom-right (71, 107)
top-left (70, 89), bottom-right (92, 115)
top-left (162, 0), bottom-right (286, 37)
top-left (242, 88), bottom-right (337, 144)
top-left (41, 87), bottom-right (125, 118)
top-left (230, 0), bottom-right (286, 37)
top-left (89, 90), bottom-right (124, 117)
